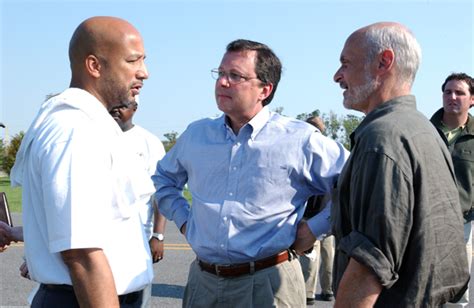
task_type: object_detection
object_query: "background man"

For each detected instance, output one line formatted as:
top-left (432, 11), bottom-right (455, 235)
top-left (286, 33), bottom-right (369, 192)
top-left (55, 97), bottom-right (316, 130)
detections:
top-left (430, 72), bottom-right (474, 308)
top-left (332, 22), bottom-right (469, 307)
top-left (109, 96), bottom-right (167, 307)
top-left (153, 39), bottom-right (348, 307)
top-left (299, 116), bottom-right (335, 305)
top-left (10, 16), bottom-right (153, 307)
top-left (109, 97), bottom-right (167, 261)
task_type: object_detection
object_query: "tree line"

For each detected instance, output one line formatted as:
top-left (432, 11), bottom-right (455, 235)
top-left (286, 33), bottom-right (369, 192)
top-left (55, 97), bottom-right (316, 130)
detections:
top-left (294, 109), bottom-right (363, 150)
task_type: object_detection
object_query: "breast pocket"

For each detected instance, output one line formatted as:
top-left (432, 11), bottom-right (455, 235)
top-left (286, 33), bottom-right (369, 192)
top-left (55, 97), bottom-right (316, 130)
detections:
top-left (253, 164), bottom-right (290, 185)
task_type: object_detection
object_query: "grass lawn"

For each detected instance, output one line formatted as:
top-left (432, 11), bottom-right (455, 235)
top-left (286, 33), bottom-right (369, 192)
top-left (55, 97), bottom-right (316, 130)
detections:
top-left (0, 177), bottom-right (22, 213)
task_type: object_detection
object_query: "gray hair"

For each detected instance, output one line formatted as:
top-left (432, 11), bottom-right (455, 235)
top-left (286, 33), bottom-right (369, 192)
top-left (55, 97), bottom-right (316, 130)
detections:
top-left (363, 24), bottom-right (422, 86)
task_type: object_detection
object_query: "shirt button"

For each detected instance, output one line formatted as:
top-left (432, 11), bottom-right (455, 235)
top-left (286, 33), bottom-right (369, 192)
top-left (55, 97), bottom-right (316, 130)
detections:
top-left (223, 216), bottom-right (228, 221)
top-left (229, 192), bottom-right (233, 196)
top-left (232, 166), bottom-right (237, 171)
top-left (220, 244), bottom-right (224, 248)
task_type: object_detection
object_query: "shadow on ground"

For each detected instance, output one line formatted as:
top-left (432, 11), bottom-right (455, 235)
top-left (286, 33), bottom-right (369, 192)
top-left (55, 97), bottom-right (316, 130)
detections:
top-left (151, 283), bottom-right (185, 299)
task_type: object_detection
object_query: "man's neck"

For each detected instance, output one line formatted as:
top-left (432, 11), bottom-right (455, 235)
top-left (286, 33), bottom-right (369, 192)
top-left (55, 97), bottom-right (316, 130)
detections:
top-left (227, 116), bottom-right (246, 135)
top-left (364, 80), bottom-right (411, 115)
top-left (442, 112), bottom-right (468, 130)
top-left (226, 106), bottom-right (263, 135)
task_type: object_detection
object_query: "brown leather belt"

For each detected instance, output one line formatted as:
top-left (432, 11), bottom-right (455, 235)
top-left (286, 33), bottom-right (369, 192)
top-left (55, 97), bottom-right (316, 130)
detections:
top-left (198, 250), bottom-right (291, 277)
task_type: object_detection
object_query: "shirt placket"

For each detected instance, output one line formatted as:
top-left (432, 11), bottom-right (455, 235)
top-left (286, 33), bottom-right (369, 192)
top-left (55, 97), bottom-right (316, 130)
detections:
top-left (217, 132), bottom-right (244, 257)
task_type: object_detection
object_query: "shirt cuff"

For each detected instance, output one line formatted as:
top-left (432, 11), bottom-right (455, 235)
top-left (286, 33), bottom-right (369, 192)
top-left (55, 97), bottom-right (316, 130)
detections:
top-left (339, 230), bottom-right (398, 288)
top-left (172, 203), bottom-right (190, 233)
top-left (306, 203), bottom-right (331, 240)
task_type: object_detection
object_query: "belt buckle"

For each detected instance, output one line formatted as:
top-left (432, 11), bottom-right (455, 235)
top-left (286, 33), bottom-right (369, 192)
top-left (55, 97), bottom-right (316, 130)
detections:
top-left (249, 261), bottom-right (255, 275)
top-left (214, 264), bottom-right (221, 276)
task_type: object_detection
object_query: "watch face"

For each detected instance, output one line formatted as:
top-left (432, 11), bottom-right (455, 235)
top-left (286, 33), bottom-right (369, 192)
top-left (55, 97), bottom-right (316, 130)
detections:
top-left (154, 233), bottom-right (164, 241)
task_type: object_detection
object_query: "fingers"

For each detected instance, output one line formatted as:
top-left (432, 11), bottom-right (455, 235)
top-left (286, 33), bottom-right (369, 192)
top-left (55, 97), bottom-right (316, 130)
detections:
top-left (150, 240), bottom-right (165, 263)
top-left (153, 252), bottom-right (163, 263)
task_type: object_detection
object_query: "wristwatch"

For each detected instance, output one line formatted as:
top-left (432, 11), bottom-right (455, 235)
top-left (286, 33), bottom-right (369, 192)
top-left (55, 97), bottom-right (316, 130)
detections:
top-left (152, 233), bottom-right (164, 241)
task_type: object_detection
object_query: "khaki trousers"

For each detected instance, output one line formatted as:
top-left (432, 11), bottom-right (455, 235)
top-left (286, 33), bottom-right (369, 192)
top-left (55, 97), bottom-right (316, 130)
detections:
top-left (299, 235), bottom-right (334, 298)
top-left (183, 256), bottom-right (306, 307)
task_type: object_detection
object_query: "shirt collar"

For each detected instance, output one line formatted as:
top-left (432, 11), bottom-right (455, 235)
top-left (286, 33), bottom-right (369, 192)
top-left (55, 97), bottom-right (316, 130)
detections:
top-left (221, 106), bottom-right (271, 140)
top-left (440, 121), bottom-right (466, 131)
top-left (247, 106), bottom-right (271, 140)
top-left (351, 95), bottom-right (416, 147)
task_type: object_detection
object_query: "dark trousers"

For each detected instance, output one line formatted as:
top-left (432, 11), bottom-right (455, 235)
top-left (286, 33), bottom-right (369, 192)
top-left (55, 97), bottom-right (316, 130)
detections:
top-left (32, 284), bottom-right (144, 308)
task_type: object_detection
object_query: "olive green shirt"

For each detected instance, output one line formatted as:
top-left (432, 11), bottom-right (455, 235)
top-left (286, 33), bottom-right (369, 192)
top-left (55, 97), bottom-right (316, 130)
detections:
top-left (431, 108), bottom-right (474, 222)
top-left (333, 95), bottom-right (469, 307)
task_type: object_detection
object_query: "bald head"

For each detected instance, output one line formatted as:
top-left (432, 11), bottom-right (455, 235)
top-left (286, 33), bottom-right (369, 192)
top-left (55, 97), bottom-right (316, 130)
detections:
top-left (334, 21), bottom-right (421, 114)
top-left (69, 16), bottom-right (141, 70)
top-left (68, 16), bottom-right (148, 110)
top-left (348, 21), bottom-right (422, 87)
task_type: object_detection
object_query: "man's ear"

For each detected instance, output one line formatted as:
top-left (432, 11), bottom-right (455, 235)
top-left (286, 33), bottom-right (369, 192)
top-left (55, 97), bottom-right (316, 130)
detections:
top-left (259, 83), bottom-right (274, 102)
top-left (85, 55), bottom-right (101, 78)
top-left (378, 49), bottom-right (394, 72)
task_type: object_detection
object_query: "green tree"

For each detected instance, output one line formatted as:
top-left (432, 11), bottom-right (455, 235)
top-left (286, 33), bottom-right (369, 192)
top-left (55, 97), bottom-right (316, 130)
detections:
top-left (3, 132), bottom-right (25, 175)
top-left (299, 110), bottom-right (363, 150)
top-left (342, 114), bottom-right (364, 149)
top-left (0, 138), bottom-right (4, 172)
top-left (296, 109), bottom-right (320, 121)
top-left (163, 131), bottom-right (179, 152)
top-left (322, 111), bottom-right (343, 141)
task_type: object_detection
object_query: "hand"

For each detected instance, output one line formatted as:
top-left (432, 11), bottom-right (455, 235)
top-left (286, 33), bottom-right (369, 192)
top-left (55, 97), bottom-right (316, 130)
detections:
top-left (0, 221), bottom-right (14, 250)
top-left (20, 261), bottom-right (31, 280)
top-left (149, 238), bottom-right (164, 263)
top-left (0, 222), bottom-right (23, 250)
top-left (292, 221), bottom-right (317, 255)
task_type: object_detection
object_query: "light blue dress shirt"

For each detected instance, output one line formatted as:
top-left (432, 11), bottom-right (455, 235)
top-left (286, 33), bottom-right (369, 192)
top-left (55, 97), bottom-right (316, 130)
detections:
top-left (153, 106), bottom-right (349, 264)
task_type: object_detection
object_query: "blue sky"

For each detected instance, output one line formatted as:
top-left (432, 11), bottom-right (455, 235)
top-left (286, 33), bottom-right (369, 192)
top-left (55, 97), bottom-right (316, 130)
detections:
top-left (1, 0), bottom-right (473, 141)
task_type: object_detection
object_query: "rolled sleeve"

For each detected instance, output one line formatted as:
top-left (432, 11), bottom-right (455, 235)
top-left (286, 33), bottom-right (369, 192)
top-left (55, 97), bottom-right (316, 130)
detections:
top-left (339, 231), bottom-right (399, 288)
top-left (334, 151), bottom-right (412, 290)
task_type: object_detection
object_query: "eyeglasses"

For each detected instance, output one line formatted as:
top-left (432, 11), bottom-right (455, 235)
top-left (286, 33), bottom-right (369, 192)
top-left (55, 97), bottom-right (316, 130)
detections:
top-left (211, 69), bottom-right (259, 85)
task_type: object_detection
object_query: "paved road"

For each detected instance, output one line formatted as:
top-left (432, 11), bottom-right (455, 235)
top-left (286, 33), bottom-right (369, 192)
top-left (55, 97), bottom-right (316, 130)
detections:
top-left (0, 213), bottom-right (197, 307)
top-left (2, 214), bottom-right (472, 307)
top-left (0, 214), bottom-right (336, 307)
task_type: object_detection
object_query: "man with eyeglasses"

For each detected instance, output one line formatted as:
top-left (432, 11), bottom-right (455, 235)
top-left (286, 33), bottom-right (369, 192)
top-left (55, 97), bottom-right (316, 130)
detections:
top-left (153, 39), bottom-right (349, 307)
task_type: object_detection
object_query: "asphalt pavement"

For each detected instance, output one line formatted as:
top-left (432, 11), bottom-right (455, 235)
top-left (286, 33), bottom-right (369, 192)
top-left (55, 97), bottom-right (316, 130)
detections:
top-left (2, 213), bottom-right (471, 307)
top-left (0, 214), bottom-right (336, 307)
top-left (0, 213), bottom-right (196, 307)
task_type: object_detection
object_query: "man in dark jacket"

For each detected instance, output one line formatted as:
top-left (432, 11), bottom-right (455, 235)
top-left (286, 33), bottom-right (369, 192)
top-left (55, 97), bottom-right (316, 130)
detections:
top-left (430, 72), bottom-right (474, 307)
